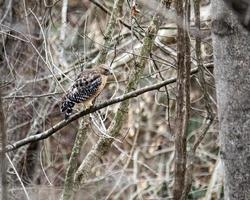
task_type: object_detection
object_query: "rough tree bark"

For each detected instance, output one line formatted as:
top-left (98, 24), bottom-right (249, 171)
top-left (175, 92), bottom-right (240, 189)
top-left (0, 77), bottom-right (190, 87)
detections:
top-left (173, 0), bottom-right (191, 199)
top-left (212, 0), bottom-right (250, 199)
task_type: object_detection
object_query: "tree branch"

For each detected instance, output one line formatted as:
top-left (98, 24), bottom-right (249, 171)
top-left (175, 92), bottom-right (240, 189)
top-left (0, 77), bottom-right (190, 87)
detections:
top-left (89, 0), bottom-right (139, 34)
top-left (173, 0), bottom-right (191, 199)
top-left (73, 15), bottom-right (160, 187)
top-left (60, 119), bottom-right (89, 200)
top-left (0, 89), bottom-right (8, 199)
top-left (62, 0), bottom-right (125, 199)
top-left (181, 1), bottom-right (215, 198)
top-left (3, 65), bottom-right (212, 153)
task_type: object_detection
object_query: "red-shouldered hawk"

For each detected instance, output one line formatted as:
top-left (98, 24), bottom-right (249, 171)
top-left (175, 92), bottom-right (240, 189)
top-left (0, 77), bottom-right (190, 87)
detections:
top-left (61, 64), bottom-right (111, 119)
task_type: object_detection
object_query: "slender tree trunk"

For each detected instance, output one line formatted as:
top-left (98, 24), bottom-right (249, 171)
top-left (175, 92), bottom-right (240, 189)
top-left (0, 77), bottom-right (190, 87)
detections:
top-left (0, 90), bottom-right (8, 200)
top-left (173, 0), bottom-right (191, 199)
top-left (212, 0), bottom-right (250, 199)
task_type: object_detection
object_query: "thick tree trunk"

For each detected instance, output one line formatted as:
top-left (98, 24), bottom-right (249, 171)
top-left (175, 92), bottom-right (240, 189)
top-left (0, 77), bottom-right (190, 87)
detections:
top-left (212, 0), bottom-right (250, 199)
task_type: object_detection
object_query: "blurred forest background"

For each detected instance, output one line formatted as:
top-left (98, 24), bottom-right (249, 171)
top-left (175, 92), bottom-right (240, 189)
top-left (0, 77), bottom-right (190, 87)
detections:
top-left (0, 0), bottom-right (222, 199)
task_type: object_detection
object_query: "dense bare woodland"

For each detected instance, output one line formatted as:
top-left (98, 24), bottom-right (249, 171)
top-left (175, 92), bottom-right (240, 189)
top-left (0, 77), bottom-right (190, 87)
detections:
top-left (0, 0), bottom-right (249, 199)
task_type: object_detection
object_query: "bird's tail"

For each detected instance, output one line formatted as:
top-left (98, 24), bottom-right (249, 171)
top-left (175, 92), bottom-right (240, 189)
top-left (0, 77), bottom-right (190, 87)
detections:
top-left (61, 99), bottom-right (75, 120)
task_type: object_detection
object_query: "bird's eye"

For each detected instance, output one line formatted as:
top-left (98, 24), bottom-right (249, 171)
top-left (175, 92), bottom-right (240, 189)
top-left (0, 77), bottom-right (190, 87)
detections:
top-left (105, 68), bottom-right (111, 74)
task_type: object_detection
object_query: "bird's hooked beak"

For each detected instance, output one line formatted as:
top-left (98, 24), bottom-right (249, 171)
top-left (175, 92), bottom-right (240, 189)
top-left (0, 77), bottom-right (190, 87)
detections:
top-left (100, 65), bottom-right (113, 76)
top-left (102, 68), bottom-right (112, 76)
top-left (107, 68), bottom-right (113, 75)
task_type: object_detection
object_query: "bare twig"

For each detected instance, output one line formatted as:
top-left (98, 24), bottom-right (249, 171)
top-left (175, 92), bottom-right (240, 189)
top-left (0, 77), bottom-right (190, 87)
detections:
top-left (89, 0), bottom-right (137, 32)
top-left (96, 0), bottom-right (126, 64)
top-left (181, 0), bottom-right (215, 197)
top-left (2, 92), bottom-right (62, 99)
top-left (59, 0), bottom-right (68, 66)
top-left (0, 89), bottom-right (8, 200)
top-left (0, 0), bottom-right (13, 24)
top-left (6, 154), bottom-right (31, 200)
top-left (6, 84), bottom-right (56, 178)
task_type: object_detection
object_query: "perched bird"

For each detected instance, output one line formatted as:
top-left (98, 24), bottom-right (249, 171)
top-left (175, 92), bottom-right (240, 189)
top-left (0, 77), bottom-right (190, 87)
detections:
top-left (61, 64), bottom-right (111, 119)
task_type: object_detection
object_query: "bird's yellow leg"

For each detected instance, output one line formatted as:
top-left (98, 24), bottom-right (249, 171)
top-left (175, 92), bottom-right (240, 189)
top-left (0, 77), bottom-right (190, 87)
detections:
top-left (73, 100), bottom-right (94, 113)
top-left (84, 100), bottom-right (93, 109)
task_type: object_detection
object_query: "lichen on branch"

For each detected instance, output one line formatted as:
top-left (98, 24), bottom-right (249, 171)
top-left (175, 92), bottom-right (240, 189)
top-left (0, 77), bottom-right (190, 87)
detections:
top-left (73, 16), bottom-right (160, 188)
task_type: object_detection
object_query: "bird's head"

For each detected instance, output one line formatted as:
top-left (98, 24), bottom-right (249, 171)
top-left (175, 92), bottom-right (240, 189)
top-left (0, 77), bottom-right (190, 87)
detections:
top-left (98, 64), bottom-right (112, 76)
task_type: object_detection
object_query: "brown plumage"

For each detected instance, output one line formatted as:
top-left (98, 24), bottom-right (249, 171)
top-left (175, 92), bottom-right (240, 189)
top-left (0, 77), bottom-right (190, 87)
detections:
top-left (61, 64), bottom-right (111, 119)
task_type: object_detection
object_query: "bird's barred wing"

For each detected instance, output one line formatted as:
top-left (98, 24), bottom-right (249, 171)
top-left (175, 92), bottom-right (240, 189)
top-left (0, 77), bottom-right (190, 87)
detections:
top-left (69, 72), bottom-right (102, 102)
top-left (61, 72), bottom-right (103, 119)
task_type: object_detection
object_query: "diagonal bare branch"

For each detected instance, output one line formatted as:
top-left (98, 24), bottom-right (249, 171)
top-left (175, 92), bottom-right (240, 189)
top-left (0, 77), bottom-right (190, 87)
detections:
top-left (3, 64), bottom-right (212, 153)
